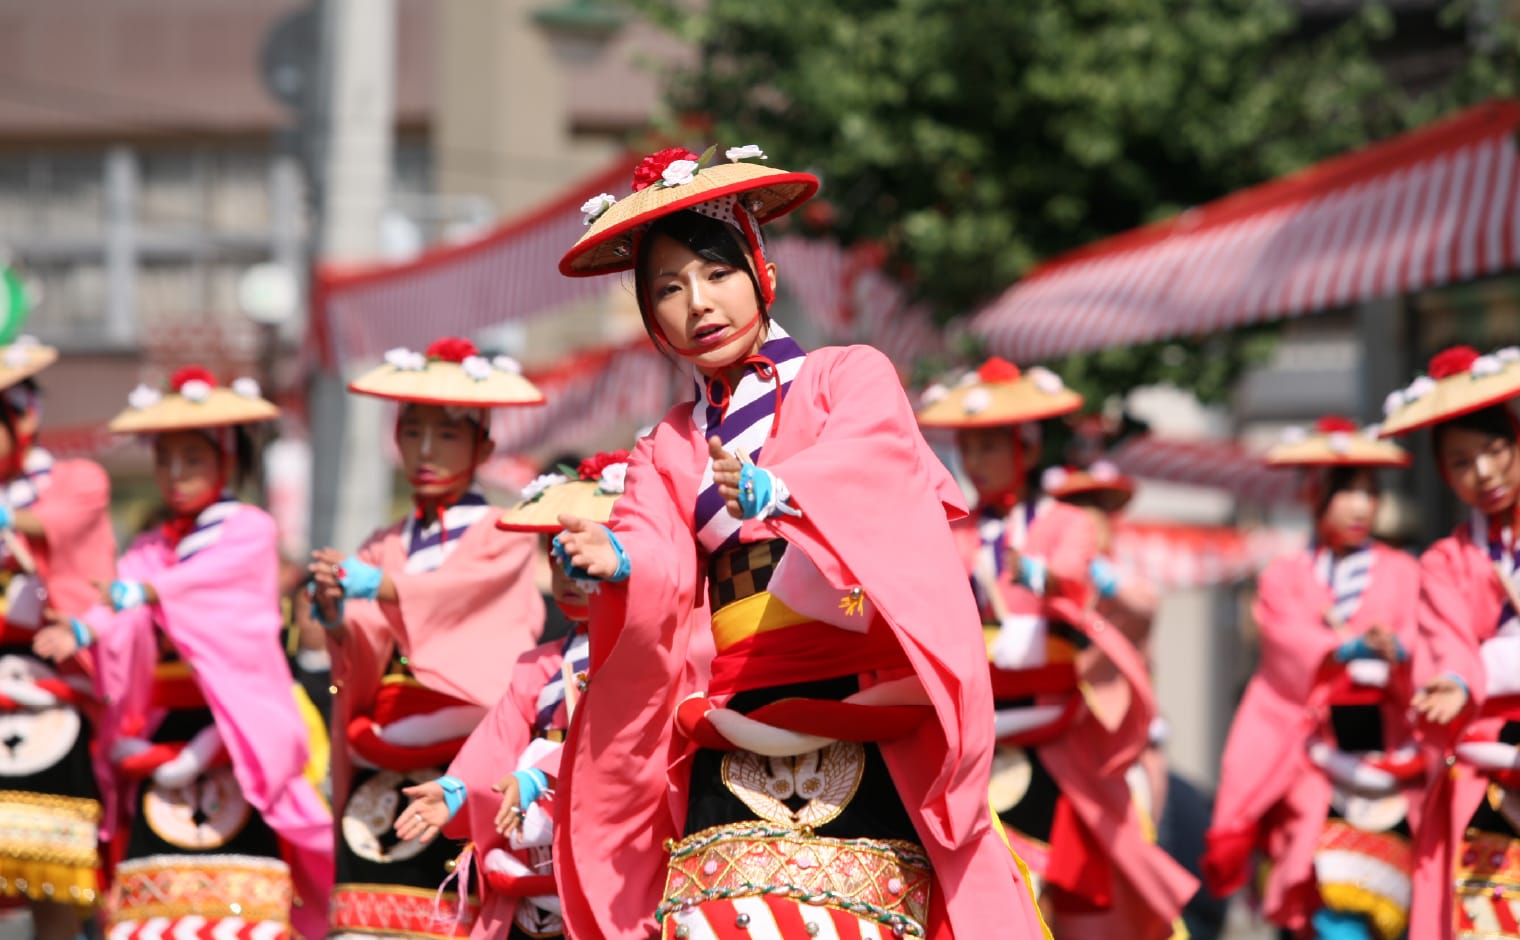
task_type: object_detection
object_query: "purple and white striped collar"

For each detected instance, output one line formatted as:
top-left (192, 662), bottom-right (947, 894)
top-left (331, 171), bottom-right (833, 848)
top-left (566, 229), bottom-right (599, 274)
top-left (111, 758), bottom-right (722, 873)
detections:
top-left (5, 447), bottom-right (53, 510)
top-left (176, 492), bottom-right (241, 561)
top-left (691, 322), bottom-right (807, 555)
top-left (403, 488), bottom-right (492, 573)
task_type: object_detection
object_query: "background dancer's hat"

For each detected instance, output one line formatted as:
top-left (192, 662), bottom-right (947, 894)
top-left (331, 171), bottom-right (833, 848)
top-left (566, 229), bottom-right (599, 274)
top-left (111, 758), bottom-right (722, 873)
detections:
top-left (1379, 345), bottom-right (1520, 437)
top-left (559, 145), bottom-right (818, 303)
top-left (109, 366), bottom-right (279, 433)
top-left (1267, 415), bottom-right (1410, 468)
top-left (0, 336), bottom-right (57, 390)
top-left (1042, 461), bottom-right (1136, 512)
top-left (916, 357), bottom-right (1084, 429)
top-left (348, 336), bottom-right (544, 408)
top-left (498, 450), bottom-right (629, 532)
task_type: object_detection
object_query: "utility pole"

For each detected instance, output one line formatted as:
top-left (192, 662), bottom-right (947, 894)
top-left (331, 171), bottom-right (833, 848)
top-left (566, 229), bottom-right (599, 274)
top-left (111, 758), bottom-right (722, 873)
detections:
top-left (307, 0), bottom-right (397, 551)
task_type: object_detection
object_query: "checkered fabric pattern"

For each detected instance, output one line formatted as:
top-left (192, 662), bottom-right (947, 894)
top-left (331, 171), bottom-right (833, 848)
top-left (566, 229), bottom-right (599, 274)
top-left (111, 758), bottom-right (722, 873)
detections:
top-left (708, 540), bottom-right (787, 612)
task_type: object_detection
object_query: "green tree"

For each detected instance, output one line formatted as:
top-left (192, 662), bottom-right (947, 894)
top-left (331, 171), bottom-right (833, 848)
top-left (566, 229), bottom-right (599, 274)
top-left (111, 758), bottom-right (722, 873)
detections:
top-left (628, 0), bottom-right (1520, 405)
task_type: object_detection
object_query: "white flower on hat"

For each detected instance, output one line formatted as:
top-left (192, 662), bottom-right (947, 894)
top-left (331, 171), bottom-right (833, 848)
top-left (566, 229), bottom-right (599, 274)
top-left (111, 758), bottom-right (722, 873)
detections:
top-left (521, 472), bottom-right (569, 503)
top-left (11, 335), bottom-right (38, 348)
top-left (2, 347), bottom-right (29, 368)
top-left (978, 517), bottom-right (1003, 542)
top-left (956, 371), bottom-right (980, 388)
top-left (492, 355), bottom-right (523, 375)
top-left (384, 347), bottom-right (426, 372)
top-left (1471, 354), bottom-right (1503, 378)
top-left (1041, 466), bottom-right (1070, 493)
top-left (919, 383), bottom-right (948, 407)
top-left (1327, 431), bottom-right (1352, 455)
top-left (179, 379), bottom-right (212, 404)
top-left (1382, 389), bottom-right (1407, 417)
top-left (461, 356), bottom-right (492, 382)
top-left (660, 159), bottom-right (699, 188)
top-left (127, 384), bottom-right (162, 411)
top-left (1279, 426), bottom-right (1308, 445)
top-left (1089, 460), bottom-right (1120, 483)
top-left (962, 387), bottom-right (992, 415)
top-left (1028, 367), bottom-right (1065, 395)
top-left (597, 462), bottom-right (628, 495)
top-left (1405, 375), bottom-right (1436, 402)
top-left (580, 193), bottom-right (617, 226)
top-left (1496, 346), bottom-right (1520, 364)
top-left (231, 377), bottom-right (262, 400)
top-left (725, 144), bottom-right (766, 163)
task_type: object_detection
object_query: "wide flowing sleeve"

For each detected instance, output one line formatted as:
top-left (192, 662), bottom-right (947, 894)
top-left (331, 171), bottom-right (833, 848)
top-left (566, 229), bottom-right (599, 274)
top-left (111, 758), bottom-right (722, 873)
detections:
top-left (739, 345), bottom-right (991, 848)
top-left (554, 421), bottom-right (705, 940)
top-left (1252, 556), bottom-right (1342, 704)
top-left (1415, 536), bottom-right (1495, 705)
top-left (29, 460), bottom-right (117, 617)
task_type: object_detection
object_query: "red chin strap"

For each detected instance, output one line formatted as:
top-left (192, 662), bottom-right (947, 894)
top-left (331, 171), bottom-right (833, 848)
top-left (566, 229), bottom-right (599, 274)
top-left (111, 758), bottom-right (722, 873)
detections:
top-left (653, 307), bottom-right (765, 363)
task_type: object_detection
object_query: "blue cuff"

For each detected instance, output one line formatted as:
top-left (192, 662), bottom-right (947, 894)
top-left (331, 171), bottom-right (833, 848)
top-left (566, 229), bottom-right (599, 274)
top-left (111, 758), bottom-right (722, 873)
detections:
top-left (1334, 636), bottom-right (1374, 663)
top-left (1089, 557), bottom-right (1120, 598)
top-left (308, 583), bottom-right (345, 630)
top-left (110, 580), bottom-right (147, 612)
top-left (339, 556), bottom-right (383, 600)
top-left (552, 526), bottom-right (630, 583)
top-left (513, 767), bottom-right (549, 811)
top-left (1017, 555), bottom-right (1048, 594)
top-left (1442, 671), bottom-right (1470, 697)
top-left (69, 618), bottom-right (93, 650)
top-left (0, 504), bottom-right (13, 530)
top-left (436, 775), bottom-right (467, 823)
top-left (737, 463), bottom-right (771, 520)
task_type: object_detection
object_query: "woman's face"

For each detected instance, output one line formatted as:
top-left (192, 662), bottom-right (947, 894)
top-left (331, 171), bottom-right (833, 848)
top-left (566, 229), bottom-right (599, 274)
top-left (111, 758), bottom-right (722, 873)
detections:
top-left (548, 542), bottom-right (591, 621)
top-left (644, 235), bottom-right (776, 376)
top-left (154, 431), bottom-right (224, 513)
top-left (1315, 469), bottom-right (1379, 550)
top-left (1437, 425), bottom-right (1520, 516)
top-left (955, 428), bottom-right (1025, 502)
top-left (397, 405), bottom-right (484, 500)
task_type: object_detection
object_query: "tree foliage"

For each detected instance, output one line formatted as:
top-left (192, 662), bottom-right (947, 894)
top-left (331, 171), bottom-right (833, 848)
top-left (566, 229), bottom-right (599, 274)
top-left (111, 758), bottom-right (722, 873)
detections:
top-left (627, 0), bottom-right (1520, 404)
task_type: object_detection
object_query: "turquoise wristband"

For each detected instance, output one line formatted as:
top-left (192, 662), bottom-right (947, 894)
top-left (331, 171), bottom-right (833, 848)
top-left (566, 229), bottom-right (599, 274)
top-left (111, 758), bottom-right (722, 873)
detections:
top-left (69, 618), bottom-right (92, 650)
top-left (513, 767), bottom-right (549, 811)
top-left (436, 775), bottom-right (467, 822)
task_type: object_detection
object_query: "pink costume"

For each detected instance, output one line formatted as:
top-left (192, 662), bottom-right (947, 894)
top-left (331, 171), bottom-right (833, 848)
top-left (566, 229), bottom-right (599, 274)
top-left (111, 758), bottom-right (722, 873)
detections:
top-left (87, 502), bottom-right (333, 940)
top-left (1206, 543), bottom-right (1423, 939)
top-left (443, 626), bottom-right (588, 940)
top-left (953, 497), bottom-right (1195, 940)
top-left (1409, 514), bottom-right (1520, 939)
top-left (327, 505), bottom-right (545, 940)
top-left (0, 449), bottom-right (116, 909)
top-left (554, 342), bottom-right (1048, 940)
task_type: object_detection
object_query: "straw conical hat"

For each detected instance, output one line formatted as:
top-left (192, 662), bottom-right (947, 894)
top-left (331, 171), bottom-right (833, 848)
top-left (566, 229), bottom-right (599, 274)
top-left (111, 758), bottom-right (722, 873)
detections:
top-left (916, 358), bottom-right (1083, 429)
top-left (498, 451), bottom-right (630, 532)
top-left (1267, 416), bottom-right (1409, 467)
top-left (348, 337), bottom-right (544, 408)
top-left (109, 368), bottom-right (279, 433)
top-left (1379, 345), bottom-right (1520, 437)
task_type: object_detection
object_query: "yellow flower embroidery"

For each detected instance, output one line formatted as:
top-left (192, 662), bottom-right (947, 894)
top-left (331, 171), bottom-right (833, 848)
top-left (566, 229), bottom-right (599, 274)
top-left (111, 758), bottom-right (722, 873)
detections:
top-left (838, 588), bottom-right (866, 617)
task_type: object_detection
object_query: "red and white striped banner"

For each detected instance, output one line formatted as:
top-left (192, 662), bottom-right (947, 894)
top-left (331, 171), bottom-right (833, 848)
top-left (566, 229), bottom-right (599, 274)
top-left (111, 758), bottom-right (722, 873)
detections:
top-left (313, 158), bottom-right (639, 369)
top-left (1109, 435), bottom-right (1298, 505)
top-left (972, 100), bottom-right (1520, 362)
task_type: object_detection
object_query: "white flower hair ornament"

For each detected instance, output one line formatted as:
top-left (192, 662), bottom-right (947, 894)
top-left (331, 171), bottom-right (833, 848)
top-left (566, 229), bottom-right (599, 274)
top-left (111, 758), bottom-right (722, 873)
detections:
top-left (580, 193), bottom-right (617, 226)
top-left (231, 377), bottom-right (262, 400)
top-left (962, 387), bottom-right (993, 416)
top-left (1471, 354), bottom-right (1504, 379)
top-left (492, 355), bottom-right (523, 375)
top-left (2, 347), bottom-right (29, 369)
top-left (384, 347), bottom-right (427, 372)
top-left (1382, 389), bottom-right (1407, 418)
top-left (179, 380), bottom-right (212, 404)
top-left (521, 472), bottom-right (569, 504)
top-left (1326, 431), bottom-right (1353, 455)
top-left (659, 159), bottom-right (700, 188)
top-left (1497, 347), bottom-right (1520, 364)
top-left (919, 383), bottom-right (949, 407)
top-left (128, 384), bottom-right (162, 411)
top-left (596, 462), bottom-right (628, 495)
top-left (1028, 367), bottom-right (1065, 395)
top-left (1041, 466), bottom-right (1070, 493)
top-left (725, 144), bottom-right (767, 163)
top-left (461, 356), bottom-right (493, 383)
top-left (1279, 426), bottom-right (1309, 445)
top-left (1089, 460), bottom-right (1120, 483)
top-left (1404, 375), bottom-right (1436, 402)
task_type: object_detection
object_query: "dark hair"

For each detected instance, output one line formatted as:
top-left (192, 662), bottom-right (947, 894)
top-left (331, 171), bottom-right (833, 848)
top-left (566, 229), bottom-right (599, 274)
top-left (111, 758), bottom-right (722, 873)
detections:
top-left (1313, 465), bottom-right (1380, 518)
top-left (632, 210), bottom-right (770, 357)
top-left (0, 379), bottom-right (39, 451)
top-left (1432, 404), bottom-right (1518, 453)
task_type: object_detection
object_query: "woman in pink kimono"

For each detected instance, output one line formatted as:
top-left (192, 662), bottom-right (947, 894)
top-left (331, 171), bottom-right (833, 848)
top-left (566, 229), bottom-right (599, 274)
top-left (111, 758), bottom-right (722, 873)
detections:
top-left (33, 368), bottom-right (332, 940)
top-left (309, 337), bottom-right (546, 940)
top-left (549, 146), bottom-right (1048, 939)
top-left (0, 338), bottom-right (116, 940)
top-left (1203, 417), bottom-right (1421, 940)
top-left (917, 365), bottom-right (1195, 940)
top-left (1379, 346), bottom-right (1520, 939)
top-left (397, 455), bottom-right (626, 940)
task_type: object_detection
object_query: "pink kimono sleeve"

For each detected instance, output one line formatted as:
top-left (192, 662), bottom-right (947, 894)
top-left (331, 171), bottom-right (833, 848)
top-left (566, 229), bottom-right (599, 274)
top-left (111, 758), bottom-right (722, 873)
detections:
top-left (1252, 558), bottom-right (1342, 704)
top-left (1416, 537), bottom-right (1494, 705)
top-left (30, 460), bottom-right (117, 618)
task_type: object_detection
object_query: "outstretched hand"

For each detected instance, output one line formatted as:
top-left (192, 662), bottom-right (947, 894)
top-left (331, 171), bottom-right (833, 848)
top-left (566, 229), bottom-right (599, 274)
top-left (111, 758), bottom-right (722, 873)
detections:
top-left (709, 436), bottom-right (745, 520)
top-left (492, 774), bottom-right (523, 837)
top-left (555, 515), bottom-right (620, 580)
top-left (396, 782), bottom-right (450, 844)
top-left (1411, 674), bottom-right (1468, 725)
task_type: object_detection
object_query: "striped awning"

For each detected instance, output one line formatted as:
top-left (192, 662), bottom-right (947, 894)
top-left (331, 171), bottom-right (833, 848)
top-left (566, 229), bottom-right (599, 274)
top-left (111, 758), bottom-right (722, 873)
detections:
top-left (1109, 435), bottom-right (1297, 504)
top-left (972, 100), bottom-right (1520, 361)
top-left (1111, 521), bottom-right (1301, 590)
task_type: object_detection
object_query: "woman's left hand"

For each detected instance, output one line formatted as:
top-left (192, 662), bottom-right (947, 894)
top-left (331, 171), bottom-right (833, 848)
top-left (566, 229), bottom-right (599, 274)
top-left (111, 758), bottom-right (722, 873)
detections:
top-left (491, 774), bottom-right (523, 837)
top-left (709, 436), bottom-right (745, 519)
top-left (1412, 674), bottom-right (1468, 725)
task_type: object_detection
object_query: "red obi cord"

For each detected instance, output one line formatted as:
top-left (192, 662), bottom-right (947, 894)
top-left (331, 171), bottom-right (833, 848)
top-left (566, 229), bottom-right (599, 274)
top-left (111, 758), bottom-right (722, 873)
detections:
top-left (483, 869), bottom-right (556, 899)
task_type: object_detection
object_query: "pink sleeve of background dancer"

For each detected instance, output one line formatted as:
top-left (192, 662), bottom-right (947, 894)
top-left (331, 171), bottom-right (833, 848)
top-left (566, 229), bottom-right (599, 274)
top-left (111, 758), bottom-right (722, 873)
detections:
top-left (1416, 534), bottom-right (1500, 703)
top-left (29, 459), bottom-right (117, 617)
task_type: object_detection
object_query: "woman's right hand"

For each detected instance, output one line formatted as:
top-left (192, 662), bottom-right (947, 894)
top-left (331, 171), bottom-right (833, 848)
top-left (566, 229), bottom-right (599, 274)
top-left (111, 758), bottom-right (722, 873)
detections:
top-left (396, 782), bottom-right (450, 844)
top-left (1411, 673), bottom-right (1469, 725)
top-left (554, 515), bottom-right (620, 580)
top-left (32, 610), bottom-right (81, 663)
top-left (308, 547), bottom-right (346, 626)
top-left (491, 774), bottom-right (523, 837)
top-left (1361, 623), bottom-right (1400, 662)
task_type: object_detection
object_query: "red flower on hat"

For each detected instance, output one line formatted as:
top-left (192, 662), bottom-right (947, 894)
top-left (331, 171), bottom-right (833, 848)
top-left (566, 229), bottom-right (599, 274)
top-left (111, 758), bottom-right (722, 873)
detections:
top-left (425, 337), bottom-right (479, 363)
top-left (578, 449), bottom-right (632, 481)
top-left (1428, 345), bottom-right (1480, 379)
top-left (977, 357), bottom-right (1022, 383)
top-left (632, 148), bottom-right (700, 192)
top-left (169, 366), bottom-right (218, 392)
top-left (1315, 416), bottom-right (1358, 434)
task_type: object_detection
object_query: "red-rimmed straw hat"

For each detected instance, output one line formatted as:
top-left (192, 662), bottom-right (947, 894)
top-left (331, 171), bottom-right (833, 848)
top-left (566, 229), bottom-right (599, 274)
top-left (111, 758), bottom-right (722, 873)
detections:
top-left (915, 357), bottom-right (1083, 429)
top-left (1379, 345), bottom-right (1520, 437)
top-left (1041, 461), bottom-right (1136, 512)
top-left (0, 337), bottom-right (56, 391)
top-left (497, 451), bottom-right (628, 532)
top-left (109, 366), bottom-right (279, 433)
top-left (559, 146), bottom-right (819, 305)
top-left (1267, 415), bottom-right (1410, 468)
top-left (347, 336), bottom-right (545, 408)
